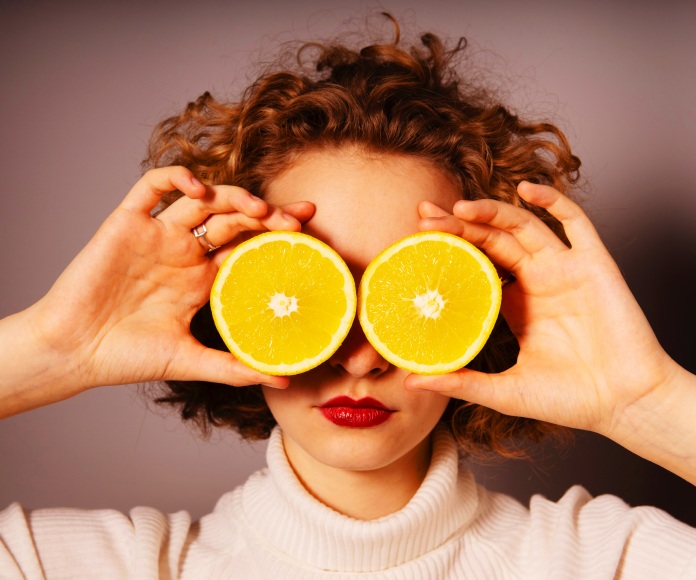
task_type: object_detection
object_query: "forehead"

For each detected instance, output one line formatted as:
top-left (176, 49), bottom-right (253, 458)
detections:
top-left (264, 149), bottom-right (462, 270)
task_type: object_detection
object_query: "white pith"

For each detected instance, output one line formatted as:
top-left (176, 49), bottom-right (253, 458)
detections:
top-left (268, 293), bottom-right (299, 317)
top-left (413, 289), bottom-right (446, 319)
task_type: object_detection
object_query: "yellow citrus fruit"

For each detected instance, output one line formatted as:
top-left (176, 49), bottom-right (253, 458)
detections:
top-left (358, 232), bottom-right (502, 375)
top-left (210, 231), bottom-right (356, 375)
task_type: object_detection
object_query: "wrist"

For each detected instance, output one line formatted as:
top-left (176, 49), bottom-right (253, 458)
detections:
top-left (0, 302), bottom-right (91, 419)
top-left (603, 357), bottom-right (696, 484)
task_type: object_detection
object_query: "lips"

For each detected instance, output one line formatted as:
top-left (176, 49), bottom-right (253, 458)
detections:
top-left (318, 396), bottom-right (394, 428)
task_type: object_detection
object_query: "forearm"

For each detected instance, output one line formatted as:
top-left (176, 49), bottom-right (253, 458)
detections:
top-left (0, 304), bottom-right (88, 419)
top-left (604, 359), bottom-right (696, 485)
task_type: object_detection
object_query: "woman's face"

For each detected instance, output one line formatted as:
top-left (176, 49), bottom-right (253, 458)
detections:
top-left (262, 148), bottom-right (460, 479)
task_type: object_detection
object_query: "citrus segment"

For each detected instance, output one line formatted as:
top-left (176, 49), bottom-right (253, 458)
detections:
top-left (210, 231), bottom-right (356, 375)
top-left (358, 232), bottom-right (502, 374)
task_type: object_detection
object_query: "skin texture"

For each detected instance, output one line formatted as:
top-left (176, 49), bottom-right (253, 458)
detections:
top-left (0, 167), bottom-right (306, 416)
top-left (1, 151), bottom-right (694, 522)
top-left (413, 181), bottom-right (696, 486)
top-left (261, 149), bottom-right (456, 519)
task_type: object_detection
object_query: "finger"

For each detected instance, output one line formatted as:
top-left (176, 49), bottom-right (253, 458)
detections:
top-left (208, 202), bottom-right (317, 263)
top-left (282, 201), bottom-right (316, 223)
top-left (404, 369), bottom-right (521, 418)
top-left (120, 167), bottom-right (206, 214)
top-left (158, 185), bottom-right (268, 229)
top-left (452, 197), bottom-right (568, 255)
top-left (201, 204), bottom-right (304, 251)
top-left (169, 339), bottom-right (289, 388)
top-left (418, 213), bottom-right (531, 274)
top-left (517, 181), bottom-right (603, 250)
top-left (418, 200), bottom-right (451, 219)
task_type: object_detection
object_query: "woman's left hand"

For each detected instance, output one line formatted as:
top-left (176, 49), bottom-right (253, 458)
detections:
top-left (406, 181), bottom-right (696, 483)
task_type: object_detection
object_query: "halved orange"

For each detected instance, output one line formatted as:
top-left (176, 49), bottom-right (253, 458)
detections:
top-left (210, 231), bottom-right (356, 375)
top-left (358, 232), bottom-right (501, 374)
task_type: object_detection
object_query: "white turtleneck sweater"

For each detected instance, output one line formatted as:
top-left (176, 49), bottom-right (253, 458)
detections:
top-left (1, 427), bottom-right (695, 579)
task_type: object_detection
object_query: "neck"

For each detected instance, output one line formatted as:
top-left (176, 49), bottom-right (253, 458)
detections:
top-left (282, 432), bottom-right (433, 520)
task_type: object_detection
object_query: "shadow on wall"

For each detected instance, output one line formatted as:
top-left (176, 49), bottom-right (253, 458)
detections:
top-left (470, 191), bottom-right (696, 527)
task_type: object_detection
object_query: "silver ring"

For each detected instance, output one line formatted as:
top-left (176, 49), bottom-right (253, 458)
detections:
top-left (192, 223), bottom-right (220, 252)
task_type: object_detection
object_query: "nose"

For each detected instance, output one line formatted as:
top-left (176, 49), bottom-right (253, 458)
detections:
top-left (329, 319), bottom-right (390, 378)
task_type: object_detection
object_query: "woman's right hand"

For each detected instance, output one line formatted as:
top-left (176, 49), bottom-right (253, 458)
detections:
top-left (0, 166), bottom-right (315, 418)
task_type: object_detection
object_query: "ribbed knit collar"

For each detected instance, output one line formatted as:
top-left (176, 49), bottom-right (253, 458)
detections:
top-left (238, 425), bottom-right (479, 574)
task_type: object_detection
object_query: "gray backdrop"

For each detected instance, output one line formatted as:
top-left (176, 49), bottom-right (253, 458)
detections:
top-left (1, 0), bottom-right (695, 525)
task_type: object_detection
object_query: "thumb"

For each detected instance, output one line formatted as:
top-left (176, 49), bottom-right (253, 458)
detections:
top-left (404, 368), bottom-right (520, 416)
top-left (166, 338), bottom-right (289, 388)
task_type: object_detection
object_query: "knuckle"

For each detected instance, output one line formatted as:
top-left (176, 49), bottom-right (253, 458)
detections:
top-left (221, 185), bottom-right (250, 198)
top-left (481, 228), bottom-right (500, 250)
top-left (474, 199), bottom-right (499, 222)
top-left (165, 165), bottom-right (190, 180)
top-left (510, 216), bottom-right (531, 237)
top-left (229, 213), bottom-right (258, 233)
top-left (143, 166), bottom-right (187, 185)
top-left (142, 168), bottom-right (159, 180)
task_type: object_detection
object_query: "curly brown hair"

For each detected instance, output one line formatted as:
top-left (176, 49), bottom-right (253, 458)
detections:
top-left (145, 15), bottom-right (580, 459)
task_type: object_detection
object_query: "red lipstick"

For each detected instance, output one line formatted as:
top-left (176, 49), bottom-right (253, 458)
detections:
top-left (319, 396), bottom-right (394, 428)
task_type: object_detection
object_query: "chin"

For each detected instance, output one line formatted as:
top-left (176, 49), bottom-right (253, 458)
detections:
top-left (300, 422), bottom-right (427, 472)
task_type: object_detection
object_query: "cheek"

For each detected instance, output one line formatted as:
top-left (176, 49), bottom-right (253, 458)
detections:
top-left (261, 385), bottom-right (302, 421)
top-left (404, 390), bottom-right (451, 421)
top-left (261, 374), bottom-right (319, 423)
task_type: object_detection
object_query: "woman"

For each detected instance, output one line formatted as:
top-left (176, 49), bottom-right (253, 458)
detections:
top-left (1, 18), bottom-right (695, 578)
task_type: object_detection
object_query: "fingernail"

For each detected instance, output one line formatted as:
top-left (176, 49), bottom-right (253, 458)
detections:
top-left (282, 212), bottom-right (296, 222)
top-left (261, 381), bottom-right (287, 389)
top-left (405, 375), bottom-right (439, 391)
top-left (404, 383), bottom-right (428, 392)
top-left (250, 193), bottom-right (264, 202)
top-left (191, 176), bottom-right (203, 187)
top-left (404, 376), bottom-right (422, 389)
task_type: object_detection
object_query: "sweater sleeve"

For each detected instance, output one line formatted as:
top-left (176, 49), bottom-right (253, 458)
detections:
top-left (0, 502), bottom-right (192, 579)
top-left (526, 486), bottom-right (696, 579)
